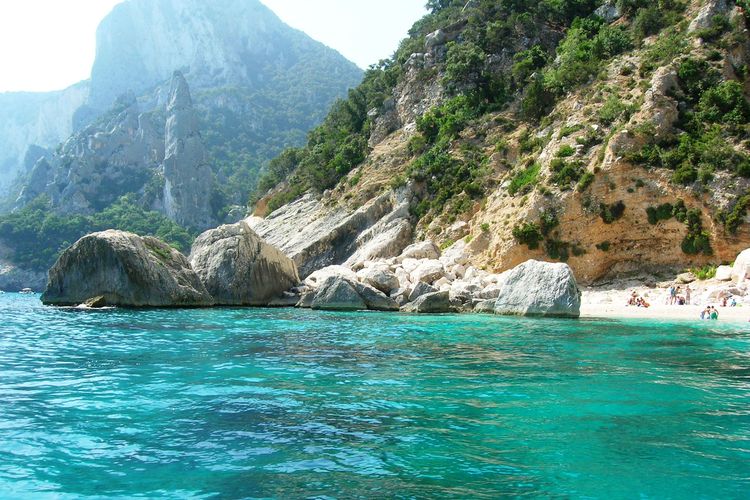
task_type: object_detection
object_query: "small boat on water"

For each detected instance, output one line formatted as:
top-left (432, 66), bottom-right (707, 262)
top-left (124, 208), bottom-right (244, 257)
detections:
top-left (19, 288), bottom-right (34, 295)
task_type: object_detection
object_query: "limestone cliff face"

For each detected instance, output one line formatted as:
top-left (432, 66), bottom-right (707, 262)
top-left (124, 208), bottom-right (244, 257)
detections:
top-left (0, 82), bottom-right (89, 198)
top-left (162, 72), bottom-right (214, 230)
top-left (88, 0), bottom-right (361, 111)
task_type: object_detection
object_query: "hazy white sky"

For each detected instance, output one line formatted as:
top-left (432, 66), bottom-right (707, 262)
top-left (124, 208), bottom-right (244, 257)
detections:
top-left (0, 0), bottom-right (426, 93)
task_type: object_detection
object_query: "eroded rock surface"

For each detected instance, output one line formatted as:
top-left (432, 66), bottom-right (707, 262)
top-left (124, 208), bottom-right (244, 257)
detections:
top-left (42, 230), bottom-right (213, 307)
top-left (189, 221), bottom-right (299, 306)
top-left (162, 72), bottom-right (214, 230)
top-left (402, 291), bottom-right (452, 313)
top-left (249, 188), bottom-right (413, 278)
top-left (494, 260), bottom-right (581, 318)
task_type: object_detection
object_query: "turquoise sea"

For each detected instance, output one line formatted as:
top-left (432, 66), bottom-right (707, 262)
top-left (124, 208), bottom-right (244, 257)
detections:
top-left (1, 293), bottom-right (749, 499)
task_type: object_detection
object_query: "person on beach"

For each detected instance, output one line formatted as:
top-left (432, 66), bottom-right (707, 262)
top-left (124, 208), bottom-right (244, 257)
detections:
top-left (685, 285), bottom-right (691, 305)
top-left (701, 306), bottom-right (711, 320)
top-left (669, 286), bottom-right (676, 305)
top-left (711, 307), bottom-right (719, 320)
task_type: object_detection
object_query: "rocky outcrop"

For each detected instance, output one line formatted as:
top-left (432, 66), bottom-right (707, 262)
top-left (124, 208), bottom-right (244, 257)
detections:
top-left (0, 83), bottom-right (89, 198)
top-left (0, 263), bottom-right (47, 292)
top-left (493, 260), bottom-right (581, 318)
top-left (410, 259), bottom-right (445, 284)
top-left (310, 275), bottom-right (399, 311)
top-left (311, 277), bottom-right (367, 311)
top-left (731, 248), bottom-right (750, 282)
top-left (42, 230), bottom-right (213, 307)
top-left (249, 188), bottom-right (414, 278)
top-left (715, 265), bottom-right (733, 281)
top-left (402, 291), bottom-right (452, 313)
top-left (161, 72), bottom-right (214, 230)
top-left (305, 265), bottom-right (359, 288)
top-left (13, 94), bottom-right (164, 214)
top-left (409, 281), bottom-right (438, 302)
top-left (356, 265), bottom-right (399, 294)
top-left (689, 0), bottom-right (729, 32)
top-left (189, 221), bottom-right (299, 306)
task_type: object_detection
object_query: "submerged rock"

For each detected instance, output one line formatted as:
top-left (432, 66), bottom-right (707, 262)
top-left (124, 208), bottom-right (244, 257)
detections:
top-left (42, 230), bottom-right (213, 307)
top-left (189, 221), bottom-right (299, 306)
top-left (493, 260), bottom-right (581, 318)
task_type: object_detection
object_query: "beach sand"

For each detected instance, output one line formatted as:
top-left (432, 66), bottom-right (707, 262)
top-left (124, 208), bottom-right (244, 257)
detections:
top-left (580, 285), bottom-right (750, 323)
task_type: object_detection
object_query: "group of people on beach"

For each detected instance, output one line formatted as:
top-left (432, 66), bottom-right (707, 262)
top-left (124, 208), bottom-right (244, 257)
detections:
top-left (627, 291), bottom-right (650, 308)
top-left (720, 295), bottom-right (738, 307)
top-left (700, 306), bottom-right (719, 320)
top-left (667, 285), bottom-right (691, 305)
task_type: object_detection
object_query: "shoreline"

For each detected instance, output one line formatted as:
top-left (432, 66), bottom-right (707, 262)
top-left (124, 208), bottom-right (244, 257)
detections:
top-left (8, 293), bottom-right (749, 324)
top-left (580, 285), bottom-right (750, 323)
top-left (580, 303), bottom-right (749, 323)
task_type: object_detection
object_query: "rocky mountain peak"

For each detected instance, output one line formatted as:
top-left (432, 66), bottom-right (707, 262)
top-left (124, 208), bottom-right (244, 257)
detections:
top-left (167, 71), bottom-right (192, 112)
top-left (162, 73), bottom-right (213, 230)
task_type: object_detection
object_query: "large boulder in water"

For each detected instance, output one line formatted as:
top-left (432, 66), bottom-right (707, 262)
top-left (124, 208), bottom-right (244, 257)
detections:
top-left (189, 221), bottom-right (299, 306)
top-left (42, 230), bottom-right (213, 307)
top-left (493, 260), bottom-right (581, 318)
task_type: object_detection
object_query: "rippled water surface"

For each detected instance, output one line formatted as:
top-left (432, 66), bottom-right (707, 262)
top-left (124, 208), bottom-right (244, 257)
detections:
top-left (1, 294), bottom-right (749, 498)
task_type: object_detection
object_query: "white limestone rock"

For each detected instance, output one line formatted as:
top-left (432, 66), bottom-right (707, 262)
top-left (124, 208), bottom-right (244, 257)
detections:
top-left (305, 265), bottom-right (358, 288)
top-left (493, 260), bottom-right (581, 318)
top-left (410, 259), bottom-right (445, 284)
top-left (397, 241), bottom-right (440, 262)
top-left (189, 221), bottom-right (299, 306)
top-left (401, 291), bottom-right (452, 313)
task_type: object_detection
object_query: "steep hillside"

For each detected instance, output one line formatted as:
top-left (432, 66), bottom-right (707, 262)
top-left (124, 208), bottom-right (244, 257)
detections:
top-left (253, 0), bottom-right (750, 284)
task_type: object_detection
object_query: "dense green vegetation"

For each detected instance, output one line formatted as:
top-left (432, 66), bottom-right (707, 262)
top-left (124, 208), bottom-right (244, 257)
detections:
top-left (629, 56), bottom-right (750, 186)
top-left (0, 196), bottom-right (193, 271)
top-left (690, 264), bottom-right (717, 280)
top-left (255, 0), bottom-right (618, 211)
top-left (512, 222), bottom-right (543, 250)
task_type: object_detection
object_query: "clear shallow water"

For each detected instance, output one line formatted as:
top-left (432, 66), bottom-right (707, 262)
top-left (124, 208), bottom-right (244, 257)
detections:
top-left (1, 294), bottom-right (749, 499)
